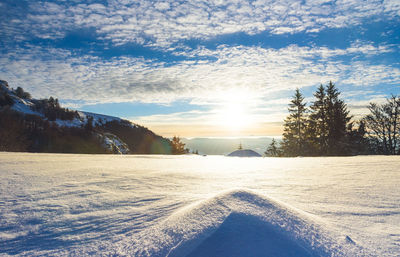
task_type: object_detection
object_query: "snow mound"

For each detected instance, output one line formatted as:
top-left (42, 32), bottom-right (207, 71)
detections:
top-left (228, 149), bottom-right (262, 157)
top-left (112, 189), bottom-right (364, 256)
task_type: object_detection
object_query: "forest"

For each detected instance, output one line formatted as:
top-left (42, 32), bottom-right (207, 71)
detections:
top-left (266, 82), bottom-right (400, 157)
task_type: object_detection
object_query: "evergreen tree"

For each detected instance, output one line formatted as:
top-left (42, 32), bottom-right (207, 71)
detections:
top-left (85, 116), bottom-right (94, 132)
top-left (171, 136), bottom-right (186, 154)
top-left (281, 88), bottom-right (307, 156)
top-left (265, 138), bottom-right (281, 157)
top-left (346, 120), bottom-right (369, 155)
top-left (325, 81), bottom-right (351, 155)
top-left (15, 87), bottom-right (31, 99)
top-left (308, 84), bottom-right (327, 155)
top-left (306, 82), bottom-right (353, 155)
top-left (0, 91), bottom-right (14, 107)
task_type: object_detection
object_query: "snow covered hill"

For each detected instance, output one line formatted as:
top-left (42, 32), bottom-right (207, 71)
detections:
top-left (1, 79), bottom-right (121, 128)
top-left (0, 80), bottom-right (171, 154)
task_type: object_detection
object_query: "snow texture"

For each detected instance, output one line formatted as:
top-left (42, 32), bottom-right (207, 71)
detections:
top-left (0, 154), bottom-right (399, 256)
top-left (119, 190), bottom-right (363, 256)
top-left (98, 133), bottom-right (130, 154)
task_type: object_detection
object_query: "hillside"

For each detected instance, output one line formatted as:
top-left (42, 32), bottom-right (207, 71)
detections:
top-left (0, 80), bottom-right (172, 154)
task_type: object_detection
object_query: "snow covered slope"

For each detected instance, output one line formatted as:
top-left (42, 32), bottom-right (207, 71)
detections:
top-left (76, 111), bottom-right (122, 127)
top-left (0, 81), bottom-right (42, 117)
top-left (0, 81), bottom-right (124, 128)
top-left (121, 190), bottom-right (363, 256)
top-left (98, 133), bottom-right (130, 154)
top-left (0, 154), bottom-right (398, 256)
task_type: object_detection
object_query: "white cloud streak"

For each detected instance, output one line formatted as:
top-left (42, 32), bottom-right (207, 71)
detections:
top-left (0, 43), bottom-right (398, 107)
top-left (1, 0), bottom-right (399, 48)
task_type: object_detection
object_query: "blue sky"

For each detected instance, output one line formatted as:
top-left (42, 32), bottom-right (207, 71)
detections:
top-left (1, 0), bottom-right (399, 137)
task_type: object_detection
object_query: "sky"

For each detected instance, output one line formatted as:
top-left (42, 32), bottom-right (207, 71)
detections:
top-left (1, 0), bottom-right (399, 137)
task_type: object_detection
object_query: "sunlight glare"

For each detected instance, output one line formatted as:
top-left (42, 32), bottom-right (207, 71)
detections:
top-left (215, 89), bottom-right (256, 132)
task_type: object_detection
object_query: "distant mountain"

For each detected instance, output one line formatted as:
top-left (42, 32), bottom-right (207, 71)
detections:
top-left (0, 80), bottom-right (172, 154)
top-left (182, 137), bottom-right (279, 156)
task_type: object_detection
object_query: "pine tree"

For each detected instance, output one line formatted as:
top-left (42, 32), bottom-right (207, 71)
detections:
top-left (346, 120), bottom-right (369, 155)
top-left (325, 81), bottom-right (351, 155)
top-left (306, 82), bottom-right (353, 155)
top-left (308, 84), bottom-right (327, 155)
top-left (0, 91), bottom-right (14, 107)
top-left (265, 138), bottom-right (281, 157)
top-left (281, 89), bottom-right (307, 156)
top-left (85, 116), bottom-right (94, 132)
top-left (15, 87), bottom-right (31, 99)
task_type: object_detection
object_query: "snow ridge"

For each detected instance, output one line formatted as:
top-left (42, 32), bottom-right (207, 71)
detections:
top-left (100, 189), bottom-right (365, 256)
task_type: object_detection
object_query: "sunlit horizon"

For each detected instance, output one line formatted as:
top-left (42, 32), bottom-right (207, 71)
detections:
top-left (1, 0), bottom-right (399, 137)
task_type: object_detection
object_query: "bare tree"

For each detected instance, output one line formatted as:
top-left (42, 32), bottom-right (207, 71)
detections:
top-left (363, 95), bottom-right (400, 154)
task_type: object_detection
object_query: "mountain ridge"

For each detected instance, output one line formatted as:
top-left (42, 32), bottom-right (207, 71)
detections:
top-left (0, 80), bottom-right (172, 154)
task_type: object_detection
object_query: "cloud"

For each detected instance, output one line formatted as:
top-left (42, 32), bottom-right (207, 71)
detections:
top-left (1, 1), bottom-right (398, 137)
top-left (1, 42), bottom-right (398, 110)
top-left (341, 62), bottom-right (400, 86)
top-left (1, 0), bottom-right (399, 48)
top-left (131, 109), bottom-right (285, 137)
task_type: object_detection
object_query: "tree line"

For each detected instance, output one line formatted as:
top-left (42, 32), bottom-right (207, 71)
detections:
top-left (265, 81), bottom-right (400, 156)
top-left (0, 107), bottom-right (106, 153)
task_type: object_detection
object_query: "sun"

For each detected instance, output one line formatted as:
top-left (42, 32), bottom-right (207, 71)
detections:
top-left (214, 89), bottom-right (255, 132)
top-left (219, 103), bottom-right (249, 131)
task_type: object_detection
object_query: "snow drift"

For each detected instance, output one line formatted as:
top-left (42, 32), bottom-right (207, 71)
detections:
top-left (228, 149), bottom-right (262, 157)
top-left (109, 190), bottom-right (364, 256)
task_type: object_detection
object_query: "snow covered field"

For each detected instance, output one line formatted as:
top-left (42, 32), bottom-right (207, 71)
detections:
top-left (0, 153), bottom-right (399, 256)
